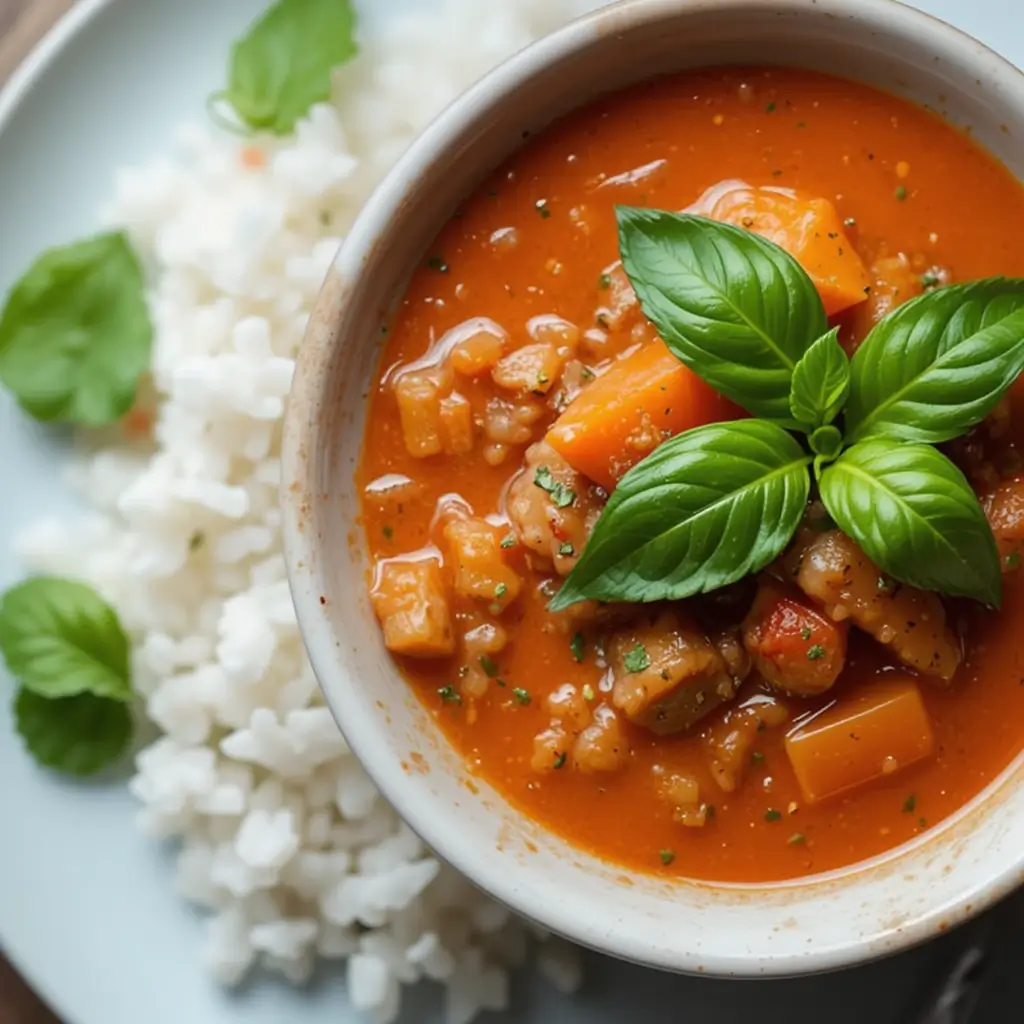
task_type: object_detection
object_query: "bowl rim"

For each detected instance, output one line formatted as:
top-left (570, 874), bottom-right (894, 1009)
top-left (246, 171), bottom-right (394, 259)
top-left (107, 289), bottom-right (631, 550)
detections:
top-left (283, 0), bottom-right (1024, 978)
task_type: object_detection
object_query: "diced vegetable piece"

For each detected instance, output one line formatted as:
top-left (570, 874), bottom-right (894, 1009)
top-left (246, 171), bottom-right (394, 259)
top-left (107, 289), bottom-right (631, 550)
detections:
top-left (609, 611), bottom-right (737, 735)
top-left (370, 559), bottom-right (454, 657)
top-left (394, 373), bottom-right (444, 457)
top-left (492, 342), bottom-right (564, 394)
top-left (545, 341), bottom-right (742, 490)
top-left (572, 704), bottom-right (628, 773)
top-left (784, 678), bottom-right (935, 804)
top-left (703, 694), bottom-right (789, 793)
top-left (791, 530), bottom-right (962, 682)
top-left (459, 620), bottom-right (508, 697)
top-left (695, 181), bottom-right (871, 316)
top-left (981, 475), bottom-right (1024, 572)
top-left (656, 770), bottom-right (709, 827)
top-left (742, 580), bottom-right (848, 696)
top-left (442, 515), bottom-right (521, 606)
top-left (439, 393), bottom-right (474, 454)
top-left (450, 327), bottom-right (505, 376)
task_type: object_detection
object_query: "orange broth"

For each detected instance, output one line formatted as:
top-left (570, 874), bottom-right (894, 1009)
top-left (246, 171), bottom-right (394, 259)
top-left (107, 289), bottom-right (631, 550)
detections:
top-left (358, 67), bottom-right (1024, 882)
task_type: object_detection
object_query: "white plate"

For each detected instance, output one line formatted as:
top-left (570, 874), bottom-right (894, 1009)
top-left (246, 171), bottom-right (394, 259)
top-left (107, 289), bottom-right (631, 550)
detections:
top-left (0, 1), bottom-right (1020, 1022)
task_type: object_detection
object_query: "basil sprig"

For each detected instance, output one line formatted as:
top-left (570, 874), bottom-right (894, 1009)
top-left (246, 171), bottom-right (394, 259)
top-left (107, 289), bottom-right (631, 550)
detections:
top-left (216, 0), bottom-right (359, 135)
top-left (553, 208), bottom-right (1024, 611)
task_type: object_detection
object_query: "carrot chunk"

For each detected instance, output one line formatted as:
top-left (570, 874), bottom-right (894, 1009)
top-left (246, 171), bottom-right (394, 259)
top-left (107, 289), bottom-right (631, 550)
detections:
top-left (784, 678), bottom-right (935, 804)
top-left (545, 341), bottom-right (742, 489)
top-left (694, 181), bottom-right (871, 317)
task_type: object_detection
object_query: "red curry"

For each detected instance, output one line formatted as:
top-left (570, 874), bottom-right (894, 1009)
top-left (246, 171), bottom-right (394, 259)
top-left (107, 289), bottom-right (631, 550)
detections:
top-left (358, 68), bottom-right (1024, 882)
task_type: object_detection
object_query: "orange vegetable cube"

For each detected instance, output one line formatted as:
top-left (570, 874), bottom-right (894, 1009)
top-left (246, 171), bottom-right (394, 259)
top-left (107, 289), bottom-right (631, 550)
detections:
top-left (545, 340), bottom-right (743, 490)
top-left (371, 559), bottom-right (454, 657)
top-left (695, 181), bottom-right (871, 317)
top-left (784, 678), bottom-right (935, 804)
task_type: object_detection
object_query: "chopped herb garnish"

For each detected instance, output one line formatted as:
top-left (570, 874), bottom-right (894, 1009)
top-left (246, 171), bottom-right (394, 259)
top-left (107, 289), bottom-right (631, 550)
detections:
top-left (580, 367), bottom-right (595, 381)
top-left (766, 101), bottom-right (776, 113)
top-left (426, 255), bottom-right (449, 272)
top-left (806, 644), bottom-right (826, 661)
top-left (920, 271), bottom-right (941, 290)
top-left (533, 465), bottom-right (576, 508)
top-left (623, 643), bottom-right (650, 674)
top-left (902, 794), bottom-right (917, 814)
top-left (599, 273), bottom-right (612, 290)
top-left (800, 625), bottom-right (812, 641)
top-left (659, 849), bottom-right (676, 866)
top-left (596, 313), bottom-right (610, 329)
top-left (536, 199), bottom-right (552, 219)
top-left (559, 542), bottom-right (576, 557)
top-left (764, 808), bottom-right (782, 822)
top-left (553, 751), bottom-right (567, 769)
top-left (479, 655), bottom-right (499, 678)
top-left (705, 804), bottom-right (716, 819)
top-left (877, 575), bottom-right (890, 590)
top-left (787, 832), bottom-right (806, 846)
top-left (382, 525), bottom-right (393, 540)
top-left (582, 683), bottom-right (595, 702)
top-left (570, 632), bottom-right (585, 663)
top-left (512, 687), bottom-right (531, 706)
top-left (537, 372), bottom-right (550, 386)
top-left (438, 685), bottom-right (462, 704)
top-left (500, 532), bottom-right (517, 549)
top-left (751, 751), bottom-right (765, 764)
top-left (895, 185), bottom-right (908, 201)
top-left (1005, 551), bottom-right (1021, 568)
top-left (494, 582), bottom-right (508, 599)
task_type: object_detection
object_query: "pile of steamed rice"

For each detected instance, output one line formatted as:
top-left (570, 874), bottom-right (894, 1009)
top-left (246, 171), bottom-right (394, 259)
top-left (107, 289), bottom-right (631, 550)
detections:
top-left (14, 1), bottom-right (604, 1020)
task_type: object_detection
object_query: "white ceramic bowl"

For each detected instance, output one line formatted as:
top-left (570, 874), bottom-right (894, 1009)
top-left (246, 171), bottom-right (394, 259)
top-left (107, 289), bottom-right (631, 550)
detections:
top-left (282, 0), bottom-right (1024, 977)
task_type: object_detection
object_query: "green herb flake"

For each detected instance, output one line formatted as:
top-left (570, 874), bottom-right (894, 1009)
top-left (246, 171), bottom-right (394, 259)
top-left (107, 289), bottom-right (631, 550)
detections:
top-left (559, 542), bottom-right (576, 557)
top-left (427, 255), bottom-right (449, 273)
top-left (479, 655), bottom-right (499, 678)
top-left (764, 808), bottom-right (783, 822)
top-left (533, 465), bottom-right (576, 508)
top-left (553, 751), bottom-right (567, 769)
top-left (751, 751), bottom-right (765, 764)
top-left (219, 0), bottom-right (359, 135)
top-left (599, 273), bottom-right (612, 290)
top-left (382, 525), bottom-right (393, 540)
top-left (800, 625), bottom-right (812, 641)
top-left (787, 832), bottom-right (807, 846)
top-left (494, 582), bottom-right (508, 599)
top-left (623, 643), bottom-right (650, 674)
top-left (806, 644), bottom-right (826, 661)
top-left (920, 271), bottom-right (941, 290)
top-left (500, 532), bottom-right (517, 549)
top-left (766, 101), bottom-right (776, 113)
top-left (512, 687), bottom-right (532, 706)
top-left (659, 849), bottom-right (676, 866)
top-left (582, 683), bottom-right (595, 702)
top-left (437, 685), bottom-right (462, 705)
top-left (895, 185), bottom-right (908, 201)
top-left (570, 632), bottom-right (585, 663)
top-left (0, 232), bottom-right (152, 425)
top-left (536, 199), bottom-right (552, 219)
top-left (1006, 552), bottom-right (1021, 568)
top-left (902, 793), bottom-right (917, 814)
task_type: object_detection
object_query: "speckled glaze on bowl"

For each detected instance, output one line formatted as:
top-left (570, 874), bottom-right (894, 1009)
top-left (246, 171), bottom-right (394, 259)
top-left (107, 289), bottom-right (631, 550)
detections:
top-left (282, 0), bottom-right (1024, 978)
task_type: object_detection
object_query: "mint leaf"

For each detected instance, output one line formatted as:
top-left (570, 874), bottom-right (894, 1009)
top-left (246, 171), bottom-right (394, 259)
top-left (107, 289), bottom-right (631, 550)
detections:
top-left (551, 420), bottom-right (811, 608)
top-left (819, 439), bottom-right (1001, 607)
top-left (225, 0), bottom-right (358, 134)
top-left (789, 327), bottom-right (849, 429)
top-left (0, 232), bottom-right (151, 425)
top-left (616, 208), bottom-right (826, 425)
top-left (845, 278), bottom-right (1024, 444)
top-left (14, 690), bottom-right (132, 776)
top-left (0, 578), bottom-right (132, 701)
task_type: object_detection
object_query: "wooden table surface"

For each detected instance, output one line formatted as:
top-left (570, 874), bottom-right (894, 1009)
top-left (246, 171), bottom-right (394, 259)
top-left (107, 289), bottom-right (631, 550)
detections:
top-left (0, 0), bottom-right (72, 1013)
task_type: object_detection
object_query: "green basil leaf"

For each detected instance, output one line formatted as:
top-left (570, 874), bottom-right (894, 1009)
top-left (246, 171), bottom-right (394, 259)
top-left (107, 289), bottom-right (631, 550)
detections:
top-left (550, 420), bottom-right (812, 609)
top-left (14, 689), bottom-right (132, 776)
top-left (819, 439), bottom-right (1001, 606)
top-left (617, 208), bottom-right (827, 424)
top-left (0, 578), bottom-right (132, 702)
top-left (225, 0), bottom-right (358, 134)
top-left (845, 278), bottom-right (1024, 444)
top-left (789, 327), bottom-right (849, 428)
top-left (0, 232), bottom-right (151, 425)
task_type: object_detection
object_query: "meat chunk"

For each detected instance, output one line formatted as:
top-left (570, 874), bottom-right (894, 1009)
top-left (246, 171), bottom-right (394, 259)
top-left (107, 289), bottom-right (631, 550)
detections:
top-left (505, 440), bottom-right (602, 575)
top-left (370, 559), bottom-right (454, 657)
top-left (702, 693), bottom-right (790, 794)
top-left (609, 611), bottom-right (737, 735)
top-left (742, 580), bottom-right (847, 696)
top-left (792, 530), bottom-right (961, 682)
top-left (981, 475), bottom-right (1024, 572)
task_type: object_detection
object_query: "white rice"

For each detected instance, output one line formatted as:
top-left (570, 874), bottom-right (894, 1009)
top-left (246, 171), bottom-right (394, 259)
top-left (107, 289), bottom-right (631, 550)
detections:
top-left (12, 0), bottom-right (606, 1019)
